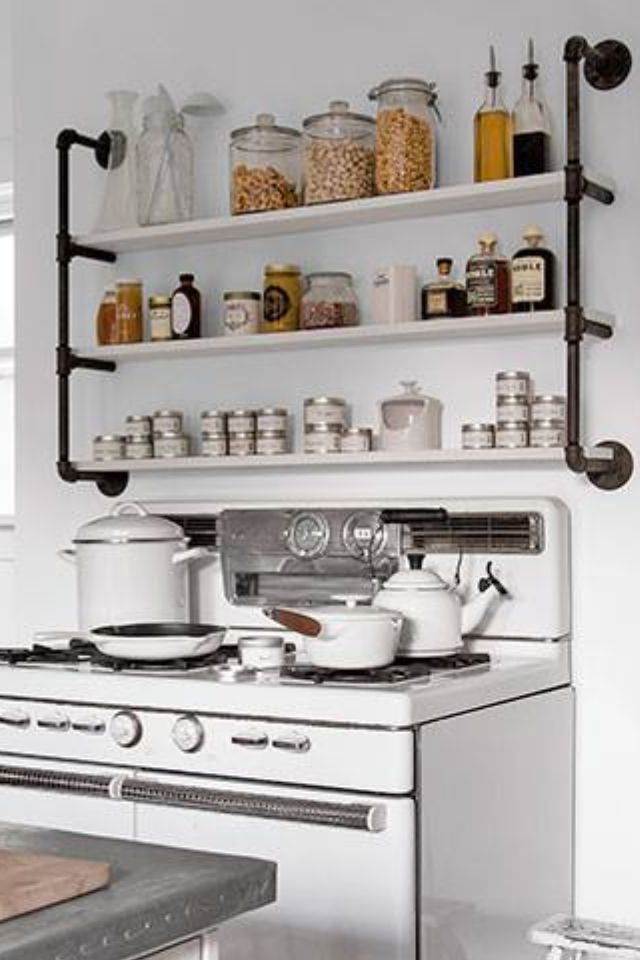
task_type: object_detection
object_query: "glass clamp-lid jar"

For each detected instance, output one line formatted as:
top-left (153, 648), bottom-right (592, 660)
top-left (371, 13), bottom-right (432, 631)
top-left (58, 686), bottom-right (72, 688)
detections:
top-left (230, 113), bottom-right (301, 215)
top-left (368, 78), bottom-right (439, 194)
top-left (302, 100), bottom-right (375, 204)
top-left (301, 272), bottom-right (359, 329)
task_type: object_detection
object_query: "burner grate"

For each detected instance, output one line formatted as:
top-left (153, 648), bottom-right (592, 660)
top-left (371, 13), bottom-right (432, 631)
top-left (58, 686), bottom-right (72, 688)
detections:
top-left (0, 641), bottom-right (233, 673)
top-left (282, 651), bottom-right (490, 685)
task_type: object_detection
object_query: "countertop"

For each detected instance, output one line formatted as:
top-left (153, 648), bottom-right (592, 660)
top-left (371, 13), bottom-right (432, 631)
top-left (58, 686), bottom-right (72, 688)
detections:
top-left (0, 823), bottom-right (276, 960)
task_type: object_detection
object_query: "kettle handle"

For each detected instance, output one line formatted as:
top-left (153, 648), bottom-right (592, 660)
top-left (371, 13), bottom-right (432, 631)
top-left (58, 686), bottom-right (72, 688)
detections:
top-left (172, 546), bottom-right (210, 566)
top-left (110, 501), bottom-right (148, 518)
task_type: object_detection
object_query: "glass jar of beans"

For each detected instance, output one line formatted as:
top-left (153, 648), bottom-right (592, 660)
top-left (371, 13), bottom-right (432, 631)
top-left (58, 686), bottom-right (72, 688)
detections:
top-left (302, 100), bottom-right (376, 204)
top-left (230, 113), bottom-right (302, 215)
top-left (368, 78), bottom-right (439, 194)
top-left (300, 273), bottom-right (360, 330)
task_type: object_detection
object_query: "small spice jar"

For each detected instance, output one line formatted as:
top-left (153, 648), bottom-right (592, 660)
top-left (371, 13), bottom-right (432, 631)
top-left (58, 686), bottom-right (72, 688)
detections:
top-left (496, 395), bottom-right (530, 423)
top-left (201, 410), bottom-right (227, 434)
top-left (96, 288), bottom-right (118, 345)
top-left (462, 423), bottom-right (495, 450)
top-left (148, 295), bottom-right (172, 342)
top-left (304, 423), bottom-right (342, 454)
top-left (230, 113), bottom-right (301, 215)
top-left (302, 100), bottom-right (376, 204)
top-left (153, 410), bottom-right (183, 434)
top-left (154, 431), bottom-right (190, 459)
top-left (532, 394), bottom-right (566, 421)
top-left (304, 396), bottom-right (348, 429)
top-left (368, 78), bottom-right (439, 194)
top-left (262, 264), bottom-right (302, 333)
top-left (115, 279), bottom-right (143, 343)
top-left (238, 635), bottom-right (286, 670)
top-left (340, 427), bottom-right (373, 453)
top-left (530, 418), bottom-right (566, 448)
top-left (125, 415), bottom-right (152, 440)
top-left (256, 407), bottom-right (288, 433)
top-left (256, 430), bottom-right (288, 455)
top-left (495, 420), bottom-right (529, 449)
top-left (228, 431), bottom-right (256, 456)
top-left (125, 437), bottom-right (153, 460)
top-left (228, 409), bottom-right (256, 434)
top-left (201, 433), bottom-right (228, 457)
top-left (223, 291), bottom-right (261, 336)
top-left (93, 434), bottom-right (125, 461)
top-left (301, 273), bottom-right (359, 330)
top-left (496, 371), bottom-right (532, 399)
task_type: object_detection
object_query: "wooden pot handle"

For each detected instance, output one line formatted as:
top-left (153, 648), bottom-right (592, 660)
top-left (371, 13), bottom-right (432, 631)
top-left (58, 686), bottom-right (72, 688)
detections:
top-left (262, 607), bottom-right (322, 638)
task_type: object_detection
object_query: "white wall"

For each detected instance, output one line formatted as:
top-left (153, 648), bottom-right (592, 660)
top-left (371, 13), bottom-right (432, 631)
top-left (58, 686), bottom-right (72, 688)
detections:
top-left (12, 0), bottom-right (640, 925)
top-left (0, 0), bottom-right (12, 182)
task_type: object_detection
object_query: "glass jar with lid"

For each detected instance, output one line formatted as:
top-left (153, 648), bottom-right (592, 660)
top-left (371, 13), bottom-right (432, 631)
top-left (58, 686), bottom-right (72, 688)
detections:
top-left (368, 78), bottom-right (439, 194)
top-left (301, 272), bottom-right (359, 329)
top-left (302, 100), bottom-right (376, 204)
top-left (230, 113), bottom-right (301, 215)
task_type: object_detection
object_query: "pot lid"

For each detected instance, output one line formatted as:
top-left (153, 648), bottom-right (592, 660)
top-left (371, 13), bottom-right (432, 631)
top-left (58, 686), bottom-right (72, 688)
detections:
top-left (310, 595), bottom-right (398, 623)
top-left (74, 501), bottom-right (185, 544)
top-left (382, 567), bottom-right (448, 591)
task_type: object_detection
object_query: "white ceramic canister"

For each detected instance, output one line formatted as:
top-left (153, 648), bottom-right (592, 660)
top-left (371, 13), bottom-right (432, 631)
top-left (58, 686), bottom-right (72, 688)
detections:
top-left (496, 371), bottom-right (531, 399)
top-left (495, 420), bottom-right (529, 449)
top-left (304, 424), bottom-right (342, 454)
top-left (378, 381), bottom-right (442, 452)
top-left (223, 291), bottom-right (261, 336)
top-left (94, 434), bottom-right (125, 461)
top-left (461, 423), bottom-right (495, 450)
top-left (256, 407), bottom-right (289, 432)
top-left (229, 431), bottom-right (256, 456)
top-left (303, 397), bottom-right (347, 429)
top-left (496, 395), bottom-right (530, 424)
top-left (201, 432), bottom-right (228, 457)
top-left (256, 430), bottom-right (288, 455)
top-left (154, 431), bottom-right (190, 458)
top-left (201, 410), bottom-right (227, 434)
top-left (125, 437), bottom-right (153, 460)
top-left (372, 264), bottom-right (417, 325)
top-left (228, 409), bottom-right (256, 433)
top-left (530, 418), bottom-right (566, 448)
top-left (531, 394), bottom-right (566, 421)
top-left (125, 415), bottom-right (152, 440)
top-left (340, 427), bottom-right (373, 453)
top-left (238, 635), bottom-right (286, 670)
top-left (153, 410), bottom-right (183, 434)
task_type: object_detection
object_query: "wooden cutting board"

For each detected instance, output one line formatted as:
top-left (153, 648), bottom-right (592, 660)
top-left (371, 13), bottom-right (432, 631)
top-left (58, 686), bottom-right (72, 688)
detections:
top-left (0, 851), bottom-right (110, 922)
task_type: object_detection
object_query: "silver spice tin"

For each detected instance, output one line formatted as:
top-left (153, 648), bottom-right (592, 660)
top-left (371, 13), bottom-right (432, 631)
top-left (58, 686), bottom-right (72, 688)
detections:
top-left (495, 420), bottom-right (529, 449)
top-left (201, 410), bottom-right (227, 434)
top-left (228, 409), bottom-right (256, 433)
top-left (93, 434), bottom-right (125, 461)
top-left (256, 407), bottom-right (289, 433)
top-left (496, 395), bottom-right (530, 424)
top-left (495, 371), bottom-right (531, 399)
top-left (461, 423), bottom-right (495, 450)
top-left (201, 432), bottom-right (228, 457)
top-left (531, 394), bottom-right (566, 422)
top-left (125, 437), bottom-right (153, 460)
top-left (304, 396), bottom-right (347, 428)
top-left (304, 423), bottom-right (342, 454)
top-left (530, 418), bottom-right (566, 448)
top-left (340, 427), bottom-right (373, 453)
top-left (238, 634), bottom-right (286, 670)
top-left (125, 415), bottom-right (152, 440)
top-left (229, 431), bottom-right (256, 456)
top-left (256, 429), bottom-right (288, 455)
top-left (154, 431), bottom-right (190, 458)
top-left (153, 410), bottom-right (183, 434)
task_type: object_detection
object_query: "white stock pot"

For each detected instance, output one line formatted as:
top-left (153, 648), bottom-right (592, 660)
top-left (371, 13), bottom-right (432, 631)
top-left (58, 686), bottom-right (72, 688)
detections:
top-left (59, 502), bottom-right (209, 631)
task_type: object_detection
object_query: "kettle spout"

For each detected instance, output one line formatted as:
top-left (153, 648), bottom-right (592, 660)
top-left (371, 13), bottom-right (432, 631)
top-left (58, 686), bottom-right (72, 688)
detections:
top-left (461, 589), bottom-right (497, 637)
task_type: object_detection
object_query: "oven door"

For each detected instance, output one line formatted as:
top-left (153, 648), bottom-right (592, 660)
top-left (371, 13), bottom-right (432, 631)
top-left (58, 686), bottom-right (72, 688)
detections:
top-left (133, 770), bottom-right (416, 960)
top-left (0, 754), bottom-right (135, 838)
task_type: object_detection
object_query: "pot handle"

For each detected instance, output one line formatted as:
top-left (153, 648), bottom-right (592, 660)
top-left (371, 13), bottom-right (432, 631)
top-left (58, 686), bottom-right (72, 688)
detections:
top-left (263, 607), bottom-right (323, 638)
top-left (110, 501), bottom-right (149, 518)
top-left (172, 546), bottom-right (211, 566)
top-left (57, 548), bottom-right (77, 565)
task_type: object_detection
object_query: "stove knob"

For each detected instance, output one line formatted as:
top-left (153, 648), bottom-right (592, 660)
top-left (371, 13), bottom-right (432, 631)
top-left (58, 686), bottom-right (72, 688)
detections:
top-left (109, 711), bottom-right (142, 748)
top-left (172, 714), bottom-right (204, 753)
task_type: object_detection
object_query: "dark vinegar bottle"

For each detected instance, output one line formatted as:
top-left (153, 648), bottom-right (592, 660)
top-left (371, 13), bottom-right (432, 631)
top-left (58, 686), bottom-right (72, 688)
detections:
top-left (512, 39), bottom-right (552, 177)
top-left (171, 273), bottom-right (201, 340)
top-left (511, 226), bottom-right (556, 312)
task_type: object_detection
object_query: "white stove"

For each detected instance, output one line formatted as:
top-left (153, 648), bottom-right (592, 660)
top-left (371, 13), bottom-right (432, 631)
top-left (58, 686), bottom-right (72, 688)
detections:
top-left (0, 497), bottom-right (573, 960)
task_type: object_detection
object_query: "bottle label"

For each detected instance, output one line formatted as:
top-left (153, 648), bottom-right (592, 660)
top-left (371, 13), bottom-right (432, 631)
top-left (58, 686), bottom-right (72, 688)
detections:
top-left (263, 284), bottom-right (291, 323)
top-left (172, 292), bottom-right (192, 335)
top-left (427, 290), bottom-right (448, 316)
top-left (466, 263), bottom-right (497, 308)
top-left (150, 305), bottom-right (172, 341)
top-left (512, 256), bottom-right (545, 303)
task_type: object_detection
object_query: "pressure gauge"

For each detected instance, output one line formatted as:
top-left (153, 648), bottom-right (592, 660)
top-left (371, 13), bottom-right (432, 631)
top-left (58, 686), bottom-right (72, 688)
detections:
top-left (172, 714), bottom-right (205, 753)
top-left (342, 512), bottom-right (386, 560)
top-left (109, 710), bottom-right (142, 748)
top-left (286, 512), bottom-right (330, 559)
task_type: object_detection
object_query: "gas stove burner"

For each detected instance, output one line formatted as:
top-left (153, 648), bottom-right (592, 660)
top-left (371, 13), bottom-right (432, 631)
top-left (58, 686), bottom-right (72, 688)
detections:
top-left (209, 662), bottom-right (257, 683)
top-left (282, 651), bottom-right (490, 685)
top-left (0, 641), bottom-right (234, 673)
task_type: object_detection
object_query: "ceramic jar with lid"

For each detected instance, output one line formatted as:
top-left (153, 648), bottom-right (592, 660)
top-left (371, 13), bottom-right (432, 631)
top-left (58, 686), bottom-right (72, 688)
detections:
top-left (302, 100), bottom-right (375, 204)
top-left (301, 273), bottom-right (359, 329)
top-left (368, 78), bottom-right (439, 194)
top-left (230, 113), bottom-right (302, 214)
top-left (378, 381), bottom-right (442, 451)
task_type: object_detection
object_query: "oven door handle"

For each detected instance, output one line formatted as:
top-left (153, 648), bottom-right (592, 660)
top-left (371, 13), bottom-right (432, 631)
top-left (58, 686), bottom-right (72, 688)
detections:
top-left (0, 764), bottom-right (387, 833)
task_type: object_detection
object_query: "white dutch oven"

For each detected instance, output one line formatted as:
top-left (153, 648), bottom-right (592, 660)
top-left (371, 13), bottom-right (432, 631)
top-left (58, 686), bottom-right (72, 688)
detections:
top-left (59, 502), bottom-right (209, 630)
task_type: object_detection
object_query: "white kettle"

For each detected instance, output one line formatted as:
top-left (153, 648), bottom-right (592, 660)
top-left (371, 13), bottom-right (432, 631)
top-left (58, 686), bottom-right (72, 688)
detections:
top-left (372, 552), bottom-right (506, 656)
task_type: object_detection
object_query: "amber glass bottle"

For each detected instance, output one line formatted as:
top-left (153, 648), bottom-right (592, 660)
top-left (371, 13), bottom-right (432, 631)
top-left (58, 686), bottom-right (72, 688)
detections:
top-left (171, 273), bottom-right (201, 340)
top-left (474, 47), bottom-right (513, 182)
top-left (465, 233), bottom-right (511, 315)
top-left (511, 226), bottom-right (556, 311)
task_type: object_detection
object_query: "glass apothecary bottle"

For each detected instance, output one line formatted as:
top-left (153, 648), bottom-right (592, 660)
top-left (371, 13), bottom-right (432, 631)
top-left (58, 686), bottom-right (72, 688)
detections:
top-left (511, 226), bottom-right (556, 311)
top-left (95, 90), bottom-right (139, 232)
top-left (368, 78), bottom-right (439, 195)
top-left (465, 233), bottom-right (511, 315)
top-left (512, 39), bottom-right (552, 177)
top-left (421, 258), bottom-right (467, 319)
top-left (474, 47), bottom-right (513, 182)
top-left (302, 100), bottom-right (375, 204)
top-left (301, 272), bottom-right (360, 329)
top-left (136, 96), bottom-right (194, 225)
top-left (230, 113), bottom-right (301, 215)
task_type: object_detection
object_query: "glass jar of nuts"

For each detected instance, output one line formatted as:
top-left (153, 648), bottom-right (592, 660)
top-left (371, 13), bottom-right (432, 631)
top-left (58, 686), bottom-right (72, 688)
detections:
top-left (230, 113), bottom-right (302, 215)
top-left (368, 78), bottom-right (439, 195)
top-left (302, 100), bottom-right (375, 205)
top-left (301, 272), bottom-right (359, 329)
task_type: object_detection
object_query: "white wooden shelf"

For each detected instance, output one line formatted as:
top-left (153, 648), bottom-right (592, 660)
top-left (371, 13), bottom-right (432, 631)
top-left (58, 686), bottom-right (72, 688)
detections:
top-left (77, 172), bottom-right (583, 254)
top-left (76, 447), bottom-right (603, 476)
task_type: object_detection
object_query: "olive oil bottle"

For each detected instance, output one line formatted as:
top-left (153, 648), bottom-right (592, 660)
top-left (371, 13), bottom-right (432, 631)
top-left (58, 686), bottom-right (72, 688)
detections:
top-left (474, 46), bottom-right (513, 182)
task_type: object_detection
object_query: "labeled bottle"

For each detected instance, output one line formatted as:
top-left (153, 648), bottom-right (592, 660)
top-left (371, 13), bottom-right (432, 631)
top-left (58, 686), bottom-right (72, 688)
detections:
top-left (95, 288), bottom-right (118, 345)
top-left (421, 258), bottom-right (467, 319)
top-left (474, 46), bottom-right (513, 183)
top-left (512, 39), bottom-right (552, 177)
top-left (511, 226), bottom-right (556, 312)
top-left (171, 273), bottom-right (201, 340)
top-left (465, 233), bottom-right (511, 315)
